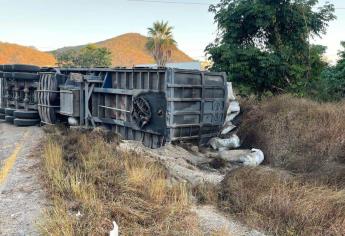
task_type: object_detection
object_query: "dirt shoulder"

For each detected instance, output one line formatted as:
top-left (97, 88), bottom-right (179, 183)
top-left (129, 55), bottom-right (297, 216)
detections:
top-left (0, 122), bottom-right (45, 236)
top-left (119, 140), bottom-right (266, 236)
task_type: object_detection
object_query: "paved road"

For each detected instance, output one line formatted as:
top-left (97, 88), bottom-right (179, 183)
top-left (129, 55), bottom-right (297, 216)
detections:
top-left (0, 122), bottom-right (45, 236)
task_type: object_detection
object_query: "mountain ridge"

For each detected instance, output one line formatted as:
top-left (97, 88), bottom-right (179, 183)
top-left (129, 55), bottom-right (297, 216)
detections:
top-left (0, 33), bottom-right (194, 67)
top-left (0, 42), bottom-right (56, 66)
top-left (52, 33), bottom-right (194, 67)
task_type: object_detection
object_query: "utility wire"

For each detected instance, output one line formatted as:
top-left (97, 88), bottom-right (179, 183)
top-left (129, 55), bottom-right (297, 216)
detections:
top-left (128, 0), bottom-right (345, 9)
top-left (127, 0), bottom-right (211, 5)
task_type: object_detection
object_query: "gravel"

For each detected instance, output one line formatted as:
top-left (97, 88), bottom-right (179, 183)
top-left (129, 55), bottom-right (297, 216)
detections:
top-left (0, 122), bottom-right (45, 236)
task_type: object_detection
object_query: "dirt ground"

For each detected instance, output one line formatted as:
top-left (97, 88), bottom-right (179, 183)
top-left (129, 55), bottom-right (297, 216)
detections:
top-left (0, 122), bottom-right (45, 236)
top-left (193, 205), bottom-right (264, 236)
top-left (119, 140), bottom-right (265, 236)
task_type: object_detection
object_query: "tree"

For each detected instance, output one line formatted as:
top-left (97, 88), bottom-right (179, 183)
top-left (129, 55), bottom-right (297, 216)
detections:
top-left (56, 49), bottom-right (78, 67)
top-left (56, 44), bottom-right (112, 68)
top-left (206, 0), bottom-right (335, 95)
top-left (146, 21), bottom-right (176, 67)
top-left (335, 41), bottom-right (345, 79)
top-left (306, 42), bottom-right (345, 101)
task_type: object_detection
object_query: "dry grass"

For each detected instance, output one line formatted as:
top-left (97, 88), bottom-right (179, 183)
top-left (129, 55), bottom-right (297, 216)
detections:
top-left (39, 128), bottom-right (201, 235)
top-left (238, 94), bottom-right (345, 187)
top-left (220, 167), bottom-right (345, 236)
top-left (210, 227), bottom-right (233, 236)
top-left (216, 95), bottom-right (345, 235)
top-left (192, 184), bottom-right (219, 205)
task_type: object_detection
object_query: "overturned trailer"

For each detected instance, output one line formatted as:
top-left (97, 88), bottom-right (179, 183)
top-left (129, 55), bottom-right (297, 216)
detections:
top-left (0, 65), bottom-right (228, 148)
top-left (0, 64), bottom-right (42, 125)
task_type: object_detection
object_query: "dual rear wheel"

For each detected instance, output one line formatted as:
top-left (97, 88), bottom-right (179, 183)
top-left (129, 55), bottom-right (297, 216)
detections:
top-left (0, 108), bottom-right (40, 126)
top-left (0, 108), bottom-right (5, 119)
top-left (0, 64), bottom-right (43, 126)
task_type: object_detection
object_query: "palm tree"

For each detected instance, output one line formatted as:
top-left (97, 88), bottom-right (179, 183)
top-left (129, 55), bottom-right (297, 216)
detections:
top-left (146, 21), bottom-right (176, 67)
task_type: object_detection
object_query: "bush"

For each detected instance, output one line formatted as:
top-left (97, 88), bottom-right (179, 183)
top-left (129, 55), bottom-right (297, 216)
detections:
top-left (306, 67), bottom-right (345, 102)
top-left (305, 41), bottom-right (345, 102)
top-left (238, 95), bottom-right (345, 186)
top-left (56, 44), bottom-right (112, 68)
top-left (220, 167), bottom-right (345, 236)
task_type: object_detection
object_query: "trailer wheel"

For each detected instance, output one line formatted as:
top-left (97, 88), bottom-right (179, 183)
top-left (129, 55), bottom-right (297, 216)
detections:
top-left (0, 113), bottom-right (5, 119)
top-left (5, 108), bottom-right (16, 116)
top-left (14, 118), bottom-right (40, 127)
top-left (3, 72), bottom-right (12, 79)
top-left (12, 72), bottom-right (39, 80)
top-left (3, 64), bottom-right (40, 72)
top-left (14, 110), bottom-right (40, 119)
top-left (5, 115), bottom-right (14, 123)
top-left (3, 65), bottom-right (13, 72)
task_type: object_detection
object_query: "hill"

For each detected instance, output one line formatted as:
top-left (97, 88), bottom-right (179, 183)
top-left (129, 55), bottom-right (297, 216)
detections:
top-left (0, 42), bottom-right (56, 66)
top-left (53, 33), bottom-right (194, 67)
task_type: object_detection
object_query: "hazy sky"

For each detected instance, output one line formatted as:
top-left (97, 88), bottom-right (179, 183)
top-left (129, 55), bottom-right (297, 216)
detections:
top-left (0, 0), bottom-right (343, 61)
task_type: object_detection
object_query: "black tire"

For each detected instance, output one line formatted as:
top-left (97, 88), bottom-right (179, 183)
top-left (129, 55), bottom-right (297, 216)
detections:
top-left (14, 118), bottom-right (40, 127)
top-left (0, 64), bottom-right (4, 71)
top-left (3, 64), bottom-right (40, 72)
top-left (3, 64), bottom-right (13, 72)
top-left (3, 72), bottom-right (12, 79)
top-left (5, 108), bottom-right (16, 116)
top-left (0, 108), bottom-right (5, 113)
top-left (14, 110), bottom-right (40, 119)
top-left (5, 115), bottom-right (14, 123)
top-left (12, 72), bottom-right (39, 80)
top-left (0, 113), bottom-right (5, 119)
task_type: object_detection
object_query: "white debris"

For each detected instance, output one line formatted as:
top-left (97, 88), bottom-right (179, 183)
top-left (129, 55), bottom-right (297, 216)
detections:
top-left (109, 221), bottom-right (119, 236)
top-left (221, 122), bottom-right (237, 135)
top-left (211, 83), bottom-right (265, 167)
top-left (227, 82), bottom-right (236, 101)
top-left (225, 101), bottom-right (240, 123)
top-left (240, 148), bottom-right (264, 166)
top-left (218, 148), bottom-right (264, 167)
top-left (209, 135), bottom-right (240, 151)
top-left (211, 84), bottom-right (240, 138)
top-left (221, 83), bottom-right (241, 135)
top-left (75, 211), bottom-right (82, 218)
top-left (68, 117), bottom-right (79, 126)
